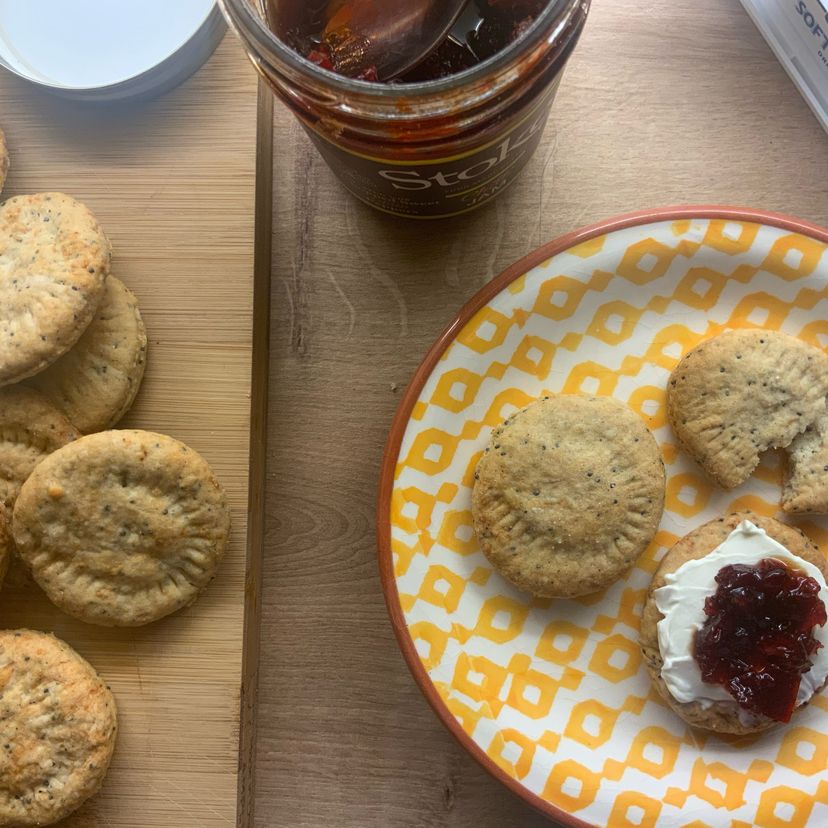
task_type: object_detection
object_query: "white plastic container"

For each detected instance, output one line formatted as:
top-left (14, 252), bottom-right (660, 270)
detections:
top-left (0, 0), bottom-right (225, 101)
top-left (740, 0), bottom-right (828, 134)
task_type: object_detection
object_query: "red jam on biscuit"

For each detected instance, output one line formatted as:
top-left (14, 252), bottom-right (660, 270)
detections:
top-left (694, 558), bottom-right (827, 722)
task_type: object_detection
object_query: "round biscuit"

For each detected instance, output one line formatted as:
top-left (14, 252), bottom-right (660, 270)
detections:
top-left (27, 276), bottom-right (148, 433)
top-left (0, 193), bottom-right (111, 387)
top-left (13, 429), bottom-right (231, 627)
top-left (668, 329), bottom-right (828, 489)
top-left (0, 385), bottom-right (80, 509)
top-left (640, 510), bottom-right (828, 734)
top-left (0, 629), bottom-right (117, 827)
top-left (472, 394), bottom-right (666, 597)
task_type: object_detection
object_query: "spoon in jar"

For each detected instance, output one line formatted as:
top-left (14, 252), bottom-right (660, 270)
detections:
top-left (299, 0), bottom-right (472, 81)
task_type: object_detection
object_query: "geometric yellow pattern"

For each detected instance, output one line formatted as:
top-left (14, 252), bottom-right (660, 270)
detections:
top-left (389, 220), bottom-right (828, 827)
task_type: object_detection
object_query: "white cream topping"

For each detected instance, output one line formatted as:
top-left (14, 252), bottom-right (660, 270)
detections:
top-left (655, 520), bottom-right (828, 713)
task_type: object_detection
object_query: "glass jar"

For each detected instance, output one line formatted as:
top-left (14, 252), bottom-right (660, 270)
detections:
top-left (220, 0), bottom-right (590, 218)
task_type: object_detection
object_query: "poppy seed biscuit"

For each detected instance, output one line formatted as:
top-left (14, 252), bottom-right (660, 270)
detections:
top-left (0, 385), bottom-right (80, 509)
top-left (0, 503), bottom-right (11, 589)
top-left (783, 407), bottom-right (828, 514)
top-left (0, 629), bottom-right (117, 827)
top-left (640, 511), bottom-right (827, 734)
top-left (667, 329), bottom-right (828, 489)
top-left (13, 429), bottom-right (231, 627)
top-left (0, 193), bottom-right (111, 387)
top-left (27, 276), bottom-right (148, 433)
top-left (472, 395), bottom-right (666, 598)
top-left (0, 128), bottom-right (8, 194)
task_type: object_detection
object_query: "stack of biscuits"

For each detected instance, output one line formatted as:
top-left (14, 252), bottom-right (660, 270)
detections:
top-left (0, 133), bottom-right (232, 825)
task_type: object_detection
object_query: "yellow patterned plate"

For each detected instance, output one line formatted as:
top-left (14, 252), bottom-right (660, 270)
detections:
top-left (378, 207), bottom-right (828, 828)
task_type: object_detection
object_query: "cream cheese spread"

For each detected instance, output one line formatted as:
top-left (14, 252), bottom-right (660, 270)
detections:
top-left (655, 519), bottom-right (828, 711)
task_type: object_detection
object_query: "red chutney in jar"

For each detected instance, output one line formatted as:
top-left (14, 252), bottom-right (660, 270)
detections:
top-left (223, 0), bottom-right (591, 218)
top-left (399, 1), bottom-right (548, 83)
top-left (291, 0), bottom-right (549, 83)
top-left (694, 558), bottom-right (827, 723)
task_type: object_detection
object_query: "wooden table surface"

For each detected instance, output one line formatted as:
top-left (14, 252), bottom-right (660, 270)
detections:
top-left (254, 0), bottom-right (828, 825)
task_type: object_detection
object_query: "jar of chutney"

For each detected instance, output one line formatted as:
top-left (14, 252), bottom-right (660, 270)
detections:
top-left (221, 0), bottom-right (591, 219)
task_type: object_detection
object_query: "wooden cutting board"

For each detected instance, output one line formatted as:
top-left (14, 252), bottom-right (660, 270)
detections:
top-left (0, 34), bottom-right (267, 827)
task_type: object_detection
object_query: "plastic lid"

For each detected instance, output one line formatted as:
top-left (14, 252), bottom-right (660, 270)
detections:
top-left (0, 0), bottom-right (223, 99)
top-left (740, 0), bottom-right (828, 135)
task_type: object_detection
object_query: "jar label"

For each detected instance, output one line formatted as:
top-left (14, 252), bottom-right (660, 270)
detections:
top-left (303, 76), bottom-right (562, 219)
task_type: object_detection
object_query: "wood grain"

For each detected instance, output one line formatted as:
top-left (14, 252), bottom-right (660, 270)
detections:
top-left (0, 35), bottom-right (260, 827)
top-left (238, 82), bottom-right (274, 828)
top-left (256, 0), bottom-right (828, 826)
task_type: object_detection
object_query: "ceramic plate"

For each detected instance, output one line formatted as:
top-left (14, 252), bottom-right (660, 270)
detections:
top-left (378, 207), bottom-right (828, 828)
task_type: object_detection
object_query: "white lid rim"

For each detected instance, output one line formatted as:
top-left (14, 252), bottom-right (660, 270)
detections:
top-left (0, 2), bottom-right (225, 99)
